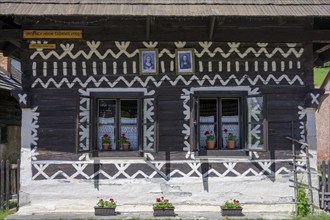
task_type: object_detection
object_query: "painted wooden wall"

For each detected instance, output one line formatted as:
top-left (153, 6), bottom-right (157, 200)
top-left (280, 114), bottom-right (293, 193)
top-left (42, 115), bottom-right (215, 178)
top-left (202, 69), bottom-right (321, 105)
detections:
top-left (18, 16), bottom-right (314, 159)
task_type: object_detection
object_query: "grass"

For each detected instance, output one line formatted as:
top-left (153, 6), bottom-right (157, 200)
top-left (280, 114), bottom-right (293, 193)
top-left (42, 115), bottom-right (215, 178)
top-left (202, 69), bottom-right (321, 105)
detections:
top-left (295, 211), bottom-right (330, 220)
top-left (0, 209), bottom-right (15, 220)
top-left (314, 67), bottom-right (329, 87)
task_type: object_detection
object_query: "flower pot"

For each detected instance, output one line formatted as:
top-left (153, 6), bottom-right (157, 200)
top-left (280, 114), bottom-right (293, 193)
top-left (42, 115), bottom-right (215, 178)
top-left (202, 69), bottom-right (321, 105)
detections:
top-left (94, 207), bottom-right (116, 216)
top-left (227, 140), bottom-right (236, 149)
top-left (122, 143), bottom-right (130, 151)
top-left (206, 140), bottom-right (216, 150)
top-left (221, 207), bottom-right (243, 216)
top-left (153, 208), bottom-right (175, 216)
top-left (102, 143), bottom-right (110, 151)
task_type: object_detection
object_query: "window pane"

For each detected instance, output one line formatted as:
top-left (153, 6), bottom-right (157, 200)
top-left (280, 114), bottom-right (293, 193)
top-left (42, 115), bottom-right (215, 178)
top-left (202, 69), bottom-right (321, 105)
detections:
top-left (222, 99), bottom-right (240, 149)
top-left (199, 124), bottom-right (217, 149)
top-left (98, 100), bottom-right (116, 150)
top-left (222, 99), bottom-right (239, 117)
top-left (121, 100), bottom-right (138, 122)
top-left (199, 99), bottom-right (217, 123)
top-left (199, 99), bottom-right (217, 148)
top-left (120, 100), bottom-right (138, 150)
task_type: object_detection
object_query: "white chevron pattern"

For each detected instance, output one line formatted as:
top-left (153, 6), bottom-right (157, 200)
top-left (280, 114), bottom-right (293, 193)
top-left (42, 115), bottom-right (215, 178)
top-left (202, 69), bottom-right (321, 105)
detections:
top-left (32, 74), bottom-right (304, 89)
top-left (30, 41), bottom-right (304, 60)
top-left (31, 159), bottom-right (295, 180)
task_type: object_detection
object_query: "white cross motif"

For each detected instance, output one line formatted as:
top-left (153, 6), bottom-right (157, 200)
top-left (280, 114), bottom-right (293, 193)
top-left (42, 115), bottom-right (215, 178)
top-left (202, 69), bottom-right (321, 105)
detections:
top-left (18, 93), bottom-right (27, 104)
top-left (311, 93), bottom-right (320, 105)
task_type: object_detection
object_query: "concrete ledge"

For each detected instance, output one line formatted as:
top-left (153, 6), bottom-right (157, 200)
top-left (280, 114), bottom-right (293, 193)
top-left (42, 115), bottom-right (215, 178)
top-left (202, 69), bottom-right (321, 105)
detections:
top-left (7, 211), bottom-right (292, 220)
top-left (7, 205), bottom-right (293, 220)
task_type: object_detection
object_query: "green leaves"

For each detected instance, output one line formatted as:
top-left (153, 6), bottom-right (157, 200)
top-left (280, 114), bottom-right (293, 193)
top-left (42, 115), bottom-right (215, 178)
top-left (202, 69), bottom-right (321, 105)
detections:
top-left (96, 198), bottom-right (116, 209)
top-left (153, 197), bottom-right (174, 209)
top-left (223, 199), bottom-right (241, 209)
top-left (296, 184), bottom-right (311, 218)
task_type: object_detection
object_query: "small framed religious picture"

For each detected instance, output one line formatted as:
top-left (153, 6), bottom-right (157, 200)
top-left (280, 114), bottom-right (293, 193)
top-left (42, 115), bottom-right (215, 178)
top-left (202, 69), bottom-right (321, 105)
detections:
top-left (176, 48), bottom-right (195, 75)
top-left (139, 49), bottom-right (159, 75)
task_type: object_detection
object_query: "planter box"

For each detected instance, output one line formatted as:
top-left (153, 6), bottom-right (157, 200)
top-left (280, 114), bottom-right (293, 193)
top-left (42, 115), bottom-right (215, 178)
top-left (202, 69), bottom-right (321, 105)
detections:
top-left (221, 207), bottom-right (243, 216)
top-left (94, 207), bottom-right (116, 216)
top-left (153, 208), bottom-right (175, 216)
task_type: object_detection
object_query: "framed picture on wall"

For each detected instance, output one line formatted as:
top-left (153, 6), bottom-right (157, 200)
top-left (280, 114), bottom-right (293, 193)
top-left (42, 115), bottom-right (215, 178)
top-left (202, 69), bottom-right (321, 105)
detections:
top-left (139, 49), bottom-right (159, 75)
top-left (176, 48), bottom-right (195, 75)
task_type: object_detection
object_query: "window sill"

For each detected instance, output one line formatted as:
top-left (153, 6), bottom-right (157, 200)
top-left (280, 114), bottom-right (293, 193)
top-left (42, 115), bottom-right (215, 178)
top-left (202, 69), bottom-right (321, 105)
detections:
top-left (196, 149), bottom-right (249, 158)
top-left (90, 150), bottom-right (143, 158)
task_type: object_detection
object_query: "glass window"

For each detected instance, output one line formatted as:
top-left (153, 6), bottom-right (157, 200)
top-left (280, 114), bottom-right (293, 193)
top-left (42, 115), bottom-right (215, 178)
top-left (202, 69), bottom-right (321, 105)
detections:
top-left (97, 99), bottom-right (139, 151)
top-left (198, 97), bottom-right (241, 150)
top-left (0, 126), bottom-right (8, 144)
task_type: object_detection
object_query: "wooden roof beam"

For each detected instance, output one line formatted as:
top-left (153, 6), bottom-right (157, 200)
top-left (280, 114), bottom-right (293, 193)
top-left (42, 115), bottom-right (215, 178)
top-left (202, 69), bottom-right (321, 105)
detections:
top-left (2, 42), bottom-right (19, 56)
top-left (0, 29), bottom-right (21, 41)
top-left (208, 16), bottom-right (216, 41)
top-left (146, 17), bottom-right (151, 41)
top-left (314, 44), bottom-right (330, 54)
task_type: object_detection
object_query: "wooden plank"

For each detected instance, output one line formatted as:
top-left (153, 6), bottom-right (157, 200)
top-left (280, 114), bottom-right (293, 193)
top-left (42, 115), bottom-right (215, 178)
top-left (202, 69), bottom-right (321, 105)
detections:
top-left (23, 30), bottom-right (82, 39)
top-left (321, 161), bottom-right (326, 209)
top-left (5, 160), bottom-right (9, 209)
top-left (0, 160), bottom-right (4, 209)
top-left (0, 29), bottom-right (21, 41)
top-left (209, 17), bottom-right (216, 41)
top-left (328, 160), bottom-right (330, 202)
top-left (17, 159), bottom-right (20, 209)
top-left (146, 17), bottom-right (151, 41)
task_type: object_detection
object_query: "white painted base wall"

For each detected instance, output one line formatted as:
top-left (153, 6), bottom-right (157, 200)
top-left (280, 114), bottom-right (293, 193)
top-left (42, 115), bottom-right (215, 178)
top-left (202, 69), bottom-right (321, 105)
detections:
top-left (19, 175), bottom-right (294, 213)
top-left (18, 106), bottom-right (320, 214)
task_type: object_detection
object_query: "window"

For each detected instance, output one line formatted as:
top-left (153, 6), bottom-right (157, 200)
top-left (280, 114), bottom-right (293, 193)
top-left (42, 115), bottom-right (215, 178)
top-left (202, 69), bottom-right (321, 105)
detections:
top-left (96, 98), bottom-right (139, 151)
top-left (0, 126), bottom-right (8, 144)
top-left (194, 92), bottom-right (267, 152)
top-left (197, 97), bottom-right (243, 150)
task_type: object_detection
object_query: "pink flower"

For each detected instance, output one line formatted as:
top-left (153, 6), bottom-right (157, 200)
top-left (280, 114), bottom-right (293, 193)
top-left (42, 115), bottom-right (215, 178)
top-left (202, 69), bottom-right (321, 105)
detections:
top-left (156, 198), bottom-right (161, 202)
top-left (109, 198), bottom-right (114, 202)
top-left (204, 131), bottom-right (209, 136)
top-left (99, 199), bottom-right (103, 201)
top-left (103, 134), bottom-right (109, 138)
top-left (224, 129), bottom-right (228, 133)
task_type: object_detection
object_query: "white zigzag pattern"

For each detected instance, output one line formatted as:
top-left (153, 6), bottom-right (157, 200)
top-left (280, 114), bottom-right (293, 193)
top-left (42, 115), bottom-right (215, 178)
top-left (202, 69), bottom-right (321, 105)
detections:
top-left (196, 42), bottom-right (304, 59)
top-left (32, 160), bottom-right (291, 180)
top-left (31, 107), bottom-right (40, 147)
top-left (32, 74), bottom-right (304, 89)
top-left (30, 41), bottom-right (303, 60)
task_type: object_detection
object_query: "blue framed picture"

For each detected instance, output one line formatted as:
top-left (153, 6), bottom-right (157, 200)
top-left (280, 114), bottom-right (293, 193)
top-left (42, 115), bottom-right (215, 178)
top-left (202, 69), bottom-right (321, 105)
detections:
top-left (139, 49), bottom-right (158, 75)
top-left (176, 49), bottom-right (195, 75)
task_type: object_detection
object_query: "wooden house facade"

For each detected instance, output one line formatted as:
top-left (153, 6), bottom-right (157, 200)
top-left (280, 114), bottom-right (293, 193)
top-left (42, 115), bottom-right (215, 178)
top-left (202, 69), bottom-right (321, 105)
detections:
top-left (0, 55), bottom-right (21, 163)
top-left (0, 0), bottom-right (329, 213)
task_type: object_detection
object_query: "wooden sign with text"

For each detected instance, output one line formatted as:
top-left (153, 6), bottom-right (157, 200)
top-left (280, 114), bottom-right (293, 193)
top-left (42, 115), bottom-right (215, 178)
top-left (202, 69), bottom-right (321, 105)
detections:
top-left (29, 43), bottom-right (57, 49)
top-left (23, 30), bottom-right (82, 39)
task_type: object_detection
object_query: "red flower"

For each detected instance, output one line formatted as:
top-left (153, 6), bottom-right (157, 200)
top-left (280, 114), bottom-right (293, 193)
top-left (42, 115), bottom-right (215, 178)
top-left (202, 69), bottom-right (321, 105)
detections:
top-left (103, 134), bottom-right (109, 138)
top-left (204, 131), bottom-right (209, 136)
top-left (109, 198), bottom-right (114, 202)
top-left (224, 129), bottom-right (228, 133)
top-left (99, 199), bottom-right (103, 201)
top-left (156, 198), bottom-right (161, 202)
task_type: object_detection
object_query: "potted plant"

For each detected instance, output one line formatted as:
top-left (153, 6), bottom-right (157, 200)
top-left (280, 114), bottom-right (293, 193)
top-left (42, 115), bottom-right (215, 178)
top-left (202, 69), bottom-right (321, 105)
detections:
top-left (118, 133), bottom-right (130, 151)
top-left (94, 198), bottom-right (117, 216)
top-left (227, 133), bottom-right (237, 150)
top-left (153, 197), bottom-right (175, 216)
top-left (102, 134), bottom-right (110, 150)
top-left (221, 199), bottom-right (243, 216)
top-left (204, 130), bottom-right (216, 150)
